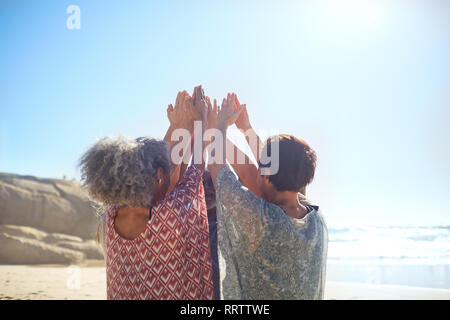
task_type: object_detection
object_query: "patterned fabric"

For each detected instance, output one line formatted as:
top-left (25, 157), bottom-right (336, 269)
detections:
top-left (216, 166), bottom-right (328, 300)
top-left (103, 164), bottom-right (214, 300)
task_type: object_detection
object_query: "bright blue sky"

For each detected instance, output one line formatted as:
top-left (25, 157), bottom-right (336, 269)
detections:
top-left (1, 0), bottom-right (449, 227)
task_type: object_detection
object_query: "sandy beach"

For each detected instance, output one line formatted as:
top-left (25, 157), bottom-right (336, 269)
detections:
top-left (0, 262), bottom-right (107, 300)
top-left (1, 262), bottom-right (449, 300)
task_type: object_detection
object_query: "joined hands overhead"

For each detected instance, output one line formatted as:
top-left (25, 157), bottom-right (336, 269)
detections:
top-left (166, 86), bottom-right (246, 134)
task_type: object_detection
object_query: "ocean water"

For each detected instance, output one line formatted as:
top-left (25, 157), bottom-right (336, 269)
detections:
top-left (326, 226), bottom-right (450, 289)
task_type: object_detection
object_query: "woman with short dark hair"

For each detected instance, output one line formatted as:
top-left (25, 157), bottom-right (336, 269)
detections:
top-left (209, 94), bottom-right (328, 300)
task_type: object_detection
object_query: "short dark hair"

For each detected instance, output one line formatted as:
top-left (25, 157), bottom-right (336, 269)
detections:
top-left (259, 134), bottom-right (317, 192)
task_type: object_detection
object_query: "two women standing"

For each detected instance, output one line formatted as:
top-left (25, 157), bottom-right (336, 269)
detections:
top-left (79, 86), bottom-right (327, 300)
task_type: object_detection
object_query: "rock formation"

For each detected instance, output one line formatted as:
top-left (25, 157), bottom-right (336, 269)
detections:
top-left (0, 173), bottom-right (104, 264)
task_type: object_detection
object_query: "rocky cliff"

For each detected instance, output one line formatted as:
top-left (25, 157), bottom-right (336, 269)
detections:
top-left (0, 173), bottom-right (103, 264)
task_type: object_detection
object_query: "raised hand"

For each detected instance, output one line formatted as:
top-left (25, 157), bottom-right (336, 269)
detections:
top-left (232, 95), bottom-right (262, 163)
top-left (167, 90), bottom-right (199, 133)
top-left (217, 93), bottom-right (244, 128)
top-left (206, 97), bottom-right (218, 130)
top-left (234, 95), bottom-right (251, 132)
top-left (167, 103), bottom-right (175, 124)
top-left (192, 85), bottom-right (208, 121)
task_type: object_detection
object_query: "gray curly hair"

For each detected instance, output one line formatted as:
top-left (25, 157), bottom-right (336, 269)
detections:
top-left (79, 136), bottom-right (170, 208)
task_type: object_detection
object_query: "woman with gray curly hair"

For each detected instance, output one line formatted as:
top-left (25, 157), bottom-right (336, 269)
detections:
top-left (79, 86), bottom-right (214, 300)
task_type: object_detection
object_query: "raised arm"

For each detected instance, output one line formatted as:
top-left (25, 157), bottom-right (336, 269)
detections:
top-left (209, 93), bottom-right (243, 189)
top-left (164, 90), bottom-right (199, 192)
top-left (203, 95), bottom-right (258, 195)
top-left (225, 138), bottom-right (261, 197)
top-left (234, 97), bottom-right (264, 164)
top-left (164, 90), bottom-right (199, 145)
top-left (178, 137), bottom-right (193, 182)
top-left (191, 85), bottom-right (209, 172)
